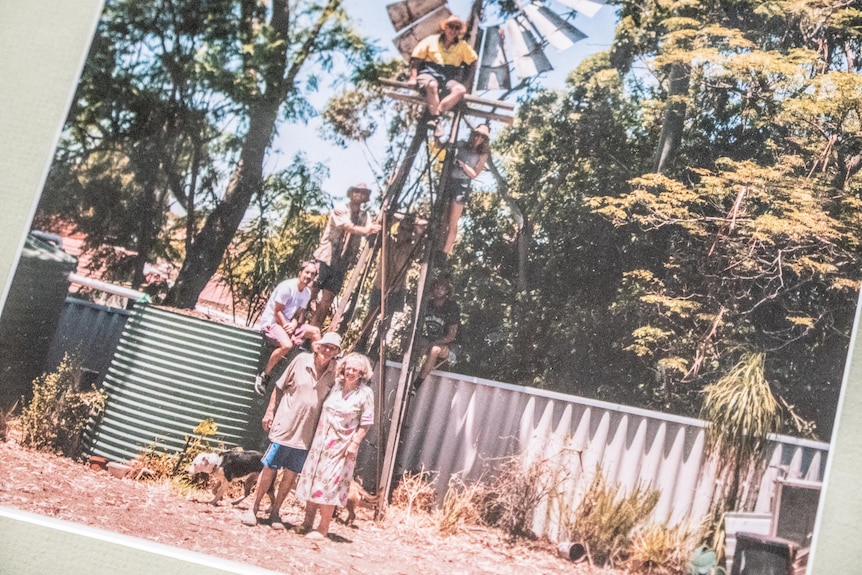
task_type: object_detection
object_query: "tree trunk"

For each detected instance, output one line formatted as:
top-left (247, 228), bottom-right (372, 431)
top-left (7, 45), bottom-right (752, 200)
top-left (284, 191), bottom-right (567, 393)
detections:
top-left (652, 62), bottom-right (689, 174)
top-left (487, 156), bottom-right (528, 291)
top-left (168, 99), bottom-right (281, 308)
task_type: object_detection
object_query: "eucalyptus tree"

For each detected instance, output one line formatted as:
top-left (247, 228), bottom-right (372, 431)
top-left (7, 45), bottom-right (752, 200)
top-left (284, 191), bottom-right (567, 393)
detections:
top-left (169, 0), bottom-right (378, 307)
top-left (38, 0), bottom-right (376, 306)
top-left (219, 156), bottom-right (330, 326)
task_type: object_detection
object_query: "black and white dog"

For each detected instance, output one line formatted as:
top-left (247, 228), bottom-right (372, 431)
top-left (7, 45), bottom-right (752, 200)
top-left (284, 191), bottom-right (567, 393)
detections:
top-left (187, 450), bottom-right (272, 506)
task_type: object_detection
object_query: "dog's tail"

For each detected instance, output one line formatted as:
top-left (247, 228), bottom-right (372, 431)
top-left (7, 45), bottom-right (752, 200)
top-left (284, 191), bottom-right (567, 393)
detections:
top-left (353, 480), bottom-right (380, 504)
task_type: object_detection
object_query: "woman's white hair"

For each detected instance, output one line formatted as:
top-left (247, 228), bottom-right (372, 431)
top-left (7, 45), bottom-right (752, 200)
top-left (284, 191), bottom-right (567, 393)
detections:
top-left (337, 352), bottom-right (373, 382)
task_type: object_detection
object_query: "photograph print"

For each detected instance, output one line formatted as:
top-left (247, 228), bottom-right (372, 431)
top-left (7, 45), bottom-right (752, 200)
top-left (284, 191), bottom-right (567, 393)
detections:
top-left (2, 0), bottom-right (862, 574)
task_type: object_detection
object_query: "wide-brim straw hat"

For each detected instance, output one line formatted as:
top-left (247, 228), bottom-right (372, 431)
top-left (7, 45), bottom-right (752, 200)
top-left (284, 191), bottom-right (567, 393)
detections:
top-left (347, 183), bottom-right (372, 197)
top-left (440, 15), bottom-right (467, 34)
top-left (472, 124), bottom-right (490, 139)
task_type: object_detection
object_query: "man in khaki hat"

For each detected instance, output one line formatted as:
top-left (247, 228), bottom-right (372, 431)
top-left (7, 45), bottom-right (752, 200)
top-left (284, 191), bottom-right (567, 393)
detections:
top-left (408, 14), bottom-right (478, 134)
top-left (309, 184), bottom-right (381, 328)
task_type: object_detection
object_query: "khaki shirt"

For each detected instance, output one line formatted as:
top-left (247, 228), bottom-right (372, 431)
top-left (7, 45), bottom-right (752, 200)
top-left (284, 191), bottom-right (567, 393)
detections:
top-left (312, 202), bottom-right (369, 270)
top-left (268, 352), bottom-right (337, 449)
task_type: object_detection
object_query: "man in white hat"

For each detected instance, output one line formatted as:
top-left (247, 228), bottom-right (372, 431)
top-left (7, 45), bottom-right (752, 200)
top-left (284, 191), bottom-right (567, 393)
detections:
top-left (241, 331), bottom-right (342, 529)
top-left (309, 183), bottom-right (381, 328)
top-left (408, 14), bottom-right (478, 134)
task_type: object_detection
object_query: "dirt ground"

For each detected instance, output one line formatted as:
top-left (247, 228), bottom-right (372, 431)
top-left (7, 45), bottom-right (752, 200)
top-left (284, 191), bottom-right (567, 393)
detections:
top-left (0, 423), bottom-right (620, 575)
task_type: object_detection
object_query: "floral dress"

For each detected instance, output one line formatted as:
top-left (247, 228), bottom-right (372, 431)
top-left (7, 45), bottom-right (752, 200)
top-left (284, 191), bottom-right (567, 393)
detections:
top-left (296, 380), bottom-right (374, 507)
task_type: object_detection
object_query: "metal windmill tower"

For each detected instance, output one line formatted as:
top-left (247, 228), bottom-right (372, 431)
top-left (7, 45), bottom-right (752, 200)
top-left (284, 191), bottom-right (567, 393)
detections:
top-left (335, 0), bottom-right (609, 505)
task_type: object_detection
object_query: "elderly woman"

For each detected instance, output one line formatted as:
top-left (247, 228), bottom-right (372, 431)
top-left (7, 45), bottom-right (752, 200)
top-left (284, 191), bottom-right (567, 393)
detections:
top-left (295, 352), bottom-right (375, 539)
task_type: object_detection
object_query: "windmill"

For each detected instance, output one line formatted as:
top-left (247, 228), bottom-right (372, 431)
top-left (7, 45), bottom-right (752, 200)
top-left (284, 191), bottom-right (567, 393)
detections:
top-left (349, 0), bottom-right (610, 506)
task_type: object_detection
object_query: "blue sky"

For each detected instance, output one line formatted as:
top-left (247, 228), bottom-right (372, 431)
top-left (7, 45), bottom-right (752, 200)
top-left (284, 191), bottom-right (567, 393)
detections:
top-left (268, 0), bottom-right (618, 203)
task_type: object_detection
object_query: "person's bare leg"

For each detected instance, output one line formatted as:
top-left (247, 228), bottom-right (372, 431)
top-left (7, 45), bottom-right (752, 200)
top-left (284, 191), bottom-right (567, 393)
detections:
top-left (423, 79), bottom-right (441, 116)
top-left (314, 504), bottom-right (336, 536)
top-left (311, 289), bottom-right (336, 327)
top-left (302, 501), bottom-right (319, 531)
top-left (418, 344), bottom-right (447, 382)
top-left (269, 469), bottom-right (297, 522)
top-left (443, 202), bottom-right (465, 254)
top-left (264, 343), bottom-right (293, 375)
top-left (438, 83), bottom-right (466, 115)
top-left (243, 466), bottom-right (277, 525)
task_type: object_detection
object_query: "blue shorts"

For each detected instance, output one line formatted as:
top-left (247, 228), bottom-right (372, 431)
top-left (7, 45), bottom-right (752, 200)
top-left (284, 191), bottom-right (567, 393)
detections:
top-left (261, 443), bottom-right (308, 474)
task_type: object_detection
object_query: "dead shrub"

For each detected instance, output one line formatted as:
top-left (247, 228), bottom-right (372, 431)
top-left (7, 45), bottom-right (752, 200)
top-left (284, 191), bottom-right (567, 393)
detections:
top-left (19, 354), bottom-right (106, 458)
top-left (437, 474), bottom-right (487, 535)
top-left (480, 454), bottom-right (571, 542)
top-left (390, 468), bottom-right (437, 516)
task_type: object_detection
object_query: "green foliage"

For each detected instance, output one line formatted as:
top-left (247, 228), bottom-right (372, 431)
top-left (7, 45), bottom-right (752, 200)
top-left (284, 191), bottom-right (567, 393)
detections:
top-left (218, 159), bottom-right (330, 326)
top-left (563, 471), bottom-right (661, 567)
top-left (35, 0), bottom-right (378, 304)
top-left (19, 355), bottom-right (106, 458)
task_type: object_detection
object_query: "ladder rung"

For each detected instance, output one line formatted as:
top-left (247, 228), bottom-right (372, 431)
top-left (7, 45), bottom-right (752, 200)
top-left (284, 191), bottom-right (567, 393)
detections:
top-left (382, 90), bottom-right (514, 125)
top-left (379, 78), bottom-right (516, 110)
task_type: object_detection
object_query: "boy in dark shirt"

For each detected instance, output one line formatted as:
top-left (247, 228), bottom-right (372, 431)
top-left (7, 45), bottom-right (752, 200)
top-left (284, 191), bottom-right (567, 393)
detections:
top-left (412, 277), bottom-right (460, 390)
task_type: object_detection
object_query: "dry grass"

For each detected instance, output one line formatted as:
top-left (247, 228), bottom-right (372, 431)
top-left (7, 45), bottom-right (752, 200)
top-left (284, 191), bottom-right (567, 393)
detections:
top-left (437, 474), bottom-right (487, 535)
top-left (627, 522), bottom-right (701, 575)
top-left (391, 467), bottom-right (438, 517)
top-left (563, 471), bottom-right (661, 568)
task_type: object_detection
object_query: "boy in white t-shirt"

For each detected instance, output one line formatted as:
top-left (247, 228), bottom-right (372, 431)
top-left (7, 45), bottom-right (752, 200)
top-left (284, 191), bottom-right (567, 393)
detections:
top-left (254, 261), bottom-right (321, 394)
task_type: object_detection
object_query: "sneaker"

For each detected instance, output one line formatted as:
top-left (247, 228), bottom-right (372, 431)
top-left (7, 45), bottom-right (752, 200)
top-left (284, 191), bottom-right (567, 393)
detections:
top-left (241, 510), bottom-right (258, 526)
top-left (253, 372), bottom-right (270, 396)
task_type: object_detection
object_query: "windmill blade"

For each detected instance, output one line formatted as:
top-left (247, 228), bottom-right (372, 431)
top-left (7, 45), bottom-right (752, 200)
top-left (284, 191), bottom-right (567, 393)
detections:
top-left (551, 0), bottom-right (605, 18)
top-left (504, 16), bottom-right (553, 80)
top-left (522, 3), bottom-right (587, 52)
top-left (387, 0), bottom-right (448, 32)
top-left (476, 25), bottom-right (512, 91)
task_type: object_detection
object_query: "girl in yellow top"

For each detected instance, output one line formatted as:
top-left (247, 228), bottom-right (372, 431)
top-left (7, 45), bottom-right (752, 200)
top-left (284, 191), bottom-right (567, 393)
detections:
top-left (408, 15), bottom-right (478, 129)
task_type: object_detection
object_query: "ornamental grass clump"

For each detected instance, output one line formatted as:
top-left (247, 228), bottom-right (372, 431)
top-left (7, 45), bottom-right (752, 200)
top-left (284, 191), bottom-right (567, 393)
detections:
top-left (701, 351), bottom-right (781, 469)
top-left (700, 351), bottom-right (782, 554)
top-left (566, 471), bottom-right (661, 567)
top-left (627, 522), bottom-right (701, 575)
